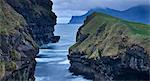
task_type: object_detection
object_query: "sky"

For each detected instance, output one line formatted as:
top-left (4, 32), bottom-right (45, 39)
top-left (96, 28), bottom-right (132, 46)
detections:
top-left (51, 0), bottom-right (150, 23)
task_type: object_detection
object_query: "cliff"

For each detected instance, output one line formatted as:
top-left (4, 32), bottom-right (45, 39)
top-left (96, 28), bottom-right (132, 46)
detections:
top-left (68, 12), bottom-right (150, 81)
top-left (5, 0), bottom-right (60, 45)
top-left (0, 0), bottom-right (57, 81)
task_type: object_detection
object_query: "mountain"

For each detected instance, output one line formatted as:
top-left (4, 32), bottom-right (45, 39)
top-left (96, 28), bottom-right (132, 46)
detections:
top-left (68, 12), bottom-right (150, 81)
top-left (69, 5), bottom-right (150, 24)
top-left (0, 0), bottom-right (58, 81)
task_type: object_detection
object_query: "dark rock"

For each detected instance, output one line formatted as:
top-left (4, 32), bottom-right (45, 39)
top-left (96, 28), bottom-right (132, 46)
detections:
top-left (68, 45), bottom-right (150, 81)
top-left (0, 27), bottom-right (39, 81)
top-left (50, 36), bottom-right (60, 43)
top-left (76, 32), bottom-right (89, 42)
top-left (5, 0), bottom-right (59, 45)
top-left (0, 0), bottom-right (57, 81)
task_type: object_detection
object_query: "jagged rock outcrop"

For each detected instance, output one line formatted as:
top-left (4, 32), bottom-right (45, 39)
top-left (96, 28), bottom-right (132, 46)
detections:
top-left (68, 12), bottom-right (150, 81)
top-left (5, 0), bottom-right (60, 45)
top-left (0, 0), bottom-right (57, 81)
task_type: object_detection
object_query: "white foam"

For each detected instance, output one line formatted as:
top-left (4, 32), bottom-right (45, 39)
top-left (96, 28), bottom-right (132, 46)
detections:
top-left (35, 77), bottom-right (45, 81)
top-left (70, 75), bottom-right (91, 81)
top-left (38, 49), bottom-right (68, 55)
top-left (41, 42), bottom-right (72, 47)
top-left (36, 57), bottom-right (64, 63)
top-left (58, 59), bottom-right (70, 64)
top-left (39, 49), bottom-right (68, 52)
top-left (35, 77), bottom-right (51, 81)
top-left (35, 76), bottom-right (91, 81)
top-left (71, 78), bottom-right (91, 81)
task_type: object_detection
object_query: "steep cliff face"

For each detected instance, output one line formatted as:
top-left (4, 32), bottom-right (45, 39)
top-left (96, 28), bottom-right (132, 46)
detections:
top-left (0, 0), bottom-right (38, 81)
top-left (5, 0), bottom-right (59, 45)
top-left (0, 0), bottom-right (57, 81)
top-left (68, 12), bottom-right (150, 81)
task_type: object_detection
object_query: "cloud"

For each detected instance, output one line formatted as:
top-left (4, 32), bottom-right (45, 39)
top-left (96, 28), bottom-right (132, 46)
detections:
top-left (52, 0), bottom-right (149, 11)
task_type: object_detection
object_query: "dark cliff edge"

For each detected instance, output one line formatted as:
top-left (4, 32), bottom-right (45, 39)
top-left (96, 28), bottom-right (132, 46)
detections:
top-left (68, 12), bottom-right (150, 81)
top-left (0, 0), bottom-right (57, 81)
top-left (5, 0), bottom-right (60, 45)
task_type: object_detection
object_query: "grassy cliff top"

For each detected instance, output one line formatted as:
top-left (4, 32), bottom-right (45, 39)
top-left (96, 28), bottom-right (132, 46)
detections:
top-left (80, 12), bottom-right (150, 37)
top-left (70, 12), bottom-right (150, 58)
top-left (0, 0), bottom-right (26, 34)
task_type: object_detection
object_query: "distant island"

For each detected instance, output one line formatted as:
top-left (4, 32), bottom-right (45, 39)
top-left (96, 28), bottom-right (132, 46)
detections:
top-left (69, 5), bottom-right (150, 24)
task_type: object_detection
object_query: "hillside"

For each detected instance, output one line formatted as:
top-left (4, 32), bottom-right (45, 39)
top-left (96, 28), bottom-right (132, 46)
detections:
top-left (68, 12), bottom-right (150, 81)
top-left (69, 5), bottom-right (150, 24)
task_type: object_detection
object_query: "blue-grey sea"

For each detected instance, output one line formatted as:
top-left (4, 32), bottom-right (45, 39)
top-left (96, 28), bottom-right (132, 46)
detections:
top-left (35, 24), bottom-right (91, 81)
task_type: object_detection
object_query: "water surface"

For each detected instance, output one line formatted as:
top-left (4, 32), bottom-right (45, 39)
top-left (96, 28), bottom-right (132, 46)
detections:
top-left (35, 24), bottom-right (91, 81)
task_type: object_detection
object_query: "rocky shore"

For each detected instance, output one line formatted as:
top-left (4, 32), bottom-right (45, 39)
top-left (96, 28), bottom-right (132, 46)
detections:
top-left (0, 0), bottom-right (58, 81)
top-left (68, 12), bottom-right (150, 81)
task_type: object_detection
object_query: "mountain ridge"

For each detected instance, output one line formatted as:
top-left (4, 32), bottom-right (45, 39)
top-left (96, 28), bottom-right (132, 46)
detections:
top-left (69, 5), bottom-right (150, 24)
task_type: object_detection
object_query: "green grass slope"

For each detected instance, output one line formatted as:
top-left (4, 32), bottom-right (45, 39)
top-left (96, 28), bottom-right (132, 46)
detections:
top-left (70, 12), bottom-right (150, 59)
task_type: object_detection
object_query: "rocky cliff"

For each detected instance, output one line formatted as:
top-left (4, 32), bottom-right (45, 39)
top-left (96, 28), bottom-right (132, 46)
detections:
top-left (0, 0), bottom-right (57, 81)
top-left (68, 12), bottom-right (150, 81)
top-left (5, 0), bottom-right (60, 45)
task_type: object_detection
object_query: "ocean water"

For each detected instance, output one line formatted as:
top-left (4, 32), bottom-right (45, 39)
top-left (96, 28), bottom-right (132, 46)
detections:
top-left (35, 24), bottom-right (91, 81)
